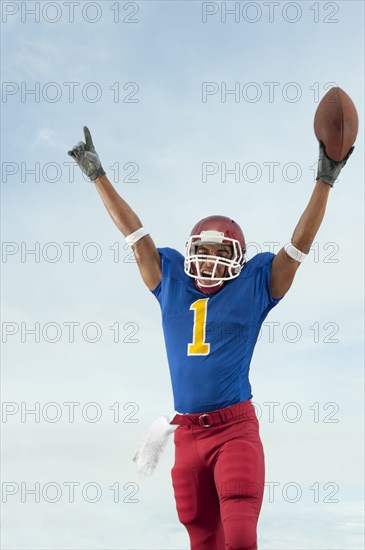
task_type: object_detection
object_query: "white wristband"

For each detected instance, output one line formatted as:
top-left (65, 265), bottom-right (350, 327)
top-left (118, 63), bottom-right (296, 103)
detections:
top-left (125, 227), bottom-right (149, 246)
top-left (284, 242), bottom-right (308, 263)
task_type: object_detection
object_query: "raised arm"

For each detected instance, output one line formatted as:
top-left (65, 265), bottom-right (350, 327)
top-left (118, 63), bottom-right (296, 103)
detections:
top-left (270, 144), bottom-right (354, 300)
top-left (68, 127), bottom-right (161, 291)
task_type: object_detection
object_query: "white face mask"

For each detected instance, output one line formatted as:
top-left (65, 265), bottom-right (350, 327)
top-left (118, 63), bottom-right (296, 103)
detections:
top-left (184, 230), bottom-right (245, 285)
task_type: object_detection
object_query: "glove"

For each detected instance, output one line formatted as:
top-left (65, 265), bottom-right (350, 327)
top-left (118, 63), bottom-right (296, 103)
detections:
top-left (68, 126), bottom-right (106, 182)
top-left (316, 142), bottom-right (354, 187)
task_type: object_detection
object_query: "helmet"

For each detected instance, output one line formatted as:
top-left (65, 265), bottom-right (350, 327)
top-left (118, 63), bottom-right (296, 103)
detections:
top-left (184, 215), bottom-right (246, 292)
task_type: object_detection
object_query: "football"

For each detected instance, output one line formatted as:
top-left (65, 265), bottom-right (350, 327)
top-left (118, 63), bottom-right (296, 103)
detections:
top-left (314, 87), bottom-right (358, 161)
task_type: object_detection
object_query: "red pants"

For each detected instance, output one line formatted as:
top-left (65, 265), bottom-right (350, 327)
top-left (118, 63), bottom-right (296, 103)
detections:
top-left (170, 400), bottom-right (264, 550)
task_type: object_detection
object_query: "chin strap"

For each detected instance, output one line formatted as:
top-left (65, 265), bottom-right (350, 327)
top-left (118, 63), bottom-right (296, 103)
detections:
top-left (195, 279), bottom-right (224, 295)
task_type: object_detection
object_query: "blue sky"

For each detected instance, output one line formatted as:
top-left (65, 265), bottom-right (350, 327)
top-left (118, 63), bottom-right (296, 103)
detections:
top-left (1, 1), bottom-right (364, 548)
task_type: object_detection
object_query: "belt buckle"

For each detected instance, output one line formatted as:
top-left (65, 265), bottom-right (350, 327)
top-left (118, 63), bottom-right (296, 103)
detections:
top-left (198, 413), bottom-right (211, 428)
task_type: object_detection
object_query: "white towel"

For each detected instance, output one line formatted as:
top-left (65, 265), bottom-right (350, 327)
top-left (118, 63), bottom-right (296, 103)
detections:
top-left (132, 411), bottom-right (178, 475)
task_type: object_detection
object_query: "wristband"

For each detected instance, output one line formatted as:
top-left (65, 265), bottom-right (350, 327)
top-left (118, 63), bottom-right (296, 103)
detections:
top-left (125, 227), bottom-right (149, 246)
top-left (284, 243), bottom-right (308, 263)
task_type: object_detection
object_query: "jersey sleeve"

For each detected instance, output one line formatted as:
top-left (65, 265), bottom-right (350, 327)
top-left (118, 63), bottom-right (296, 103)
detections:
top-left (150, 249), bottom-right (163, 300)
top-left (150, 247), bottom-right (185, 303)
top-left (151, 279), bottom-right (162, 299)
top-left (249, 252), bottom-right (283, 319)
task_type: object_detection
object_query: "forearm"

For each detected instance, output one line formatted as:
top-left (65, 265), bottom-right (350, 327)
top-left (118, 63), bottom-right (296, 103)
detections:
top-left (68, 127), bottom-right (162, 290)
top-left (291, 178), bottom-right (331, 253)
top-left (93, 174), bottom-right (142, 236)
top-left (271, 142), bottom-right (353, 298)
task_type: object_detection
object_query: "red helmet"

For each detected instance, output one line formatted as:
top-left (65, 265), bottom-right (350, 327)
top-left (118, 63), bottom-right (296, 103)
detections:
top-left (184, 215), bottom-right (246, 293)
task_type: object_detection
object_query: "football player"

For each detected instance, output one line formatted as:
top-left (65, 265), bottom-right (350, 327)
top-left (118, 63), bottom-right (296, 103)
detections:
top-left (68, 127), bottom-right (353, 550)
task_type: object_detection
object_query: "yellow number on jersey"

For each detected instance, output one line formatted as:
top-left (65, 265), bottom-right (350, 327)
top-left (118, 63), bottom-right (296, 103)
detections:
top-left (187, 298), bottom-right (210, 356)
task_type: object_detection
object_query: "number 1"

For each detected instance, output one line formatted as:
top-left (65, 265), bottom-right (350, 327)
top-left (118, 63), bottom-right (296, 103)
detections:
top-left (187, 299), bottom-right (210, 356)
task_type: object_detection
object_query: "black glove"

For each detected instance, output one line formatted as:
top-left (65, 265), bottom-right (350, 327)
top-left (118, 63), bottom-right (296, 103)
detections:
top-left (316, 142), bottom-right (354, 187)
top-left (68, 126), bottom-right (106, 182)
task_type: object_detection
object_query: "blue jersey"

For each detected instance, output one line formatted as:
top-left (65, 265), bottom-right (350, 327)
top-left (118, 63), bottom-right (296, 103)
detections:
top-left (151, 248), bottom-right (283, 413)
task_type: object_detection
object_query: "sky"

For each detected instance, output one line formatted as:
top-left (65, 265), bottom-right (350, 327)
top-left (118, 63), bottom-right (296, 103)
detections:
top-left (1, 1), bottom-right (364, 549)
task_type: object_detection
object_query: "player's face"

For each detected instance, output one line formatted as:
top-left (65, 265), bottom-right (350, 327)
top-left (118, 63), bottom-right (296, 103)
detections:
top-left (195, 243), bottom-right (233, 286)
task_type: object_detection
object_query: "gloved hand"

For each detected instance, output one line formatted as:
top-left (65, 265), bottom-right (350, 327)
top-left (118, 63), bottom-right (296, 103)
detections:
top-left (68, 126), bottom-right (106, 182)
top-left (316, 142), bottom-right (354, 187)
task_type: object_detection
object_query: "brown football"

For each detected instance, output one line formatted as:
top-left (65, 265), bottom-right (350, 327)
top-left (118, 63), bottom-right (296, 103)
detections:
top-left (314, 87), bottom-right (358, 161)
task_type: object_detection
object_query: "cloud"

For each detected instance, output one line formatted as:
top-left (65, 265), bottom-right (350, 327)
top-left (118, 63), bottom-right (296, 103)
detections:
top-left (36, 127), bottom-right (58, 146)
